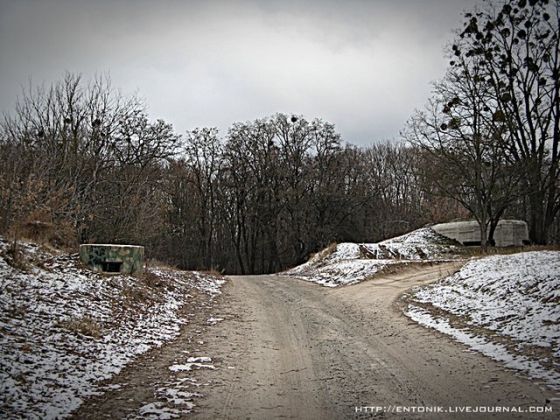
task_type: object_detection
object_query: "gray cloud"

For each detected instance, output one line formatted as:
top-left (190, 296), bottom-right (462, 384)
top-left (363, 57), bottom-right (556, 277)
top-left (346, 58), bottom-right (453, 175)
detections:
top-left (0, 0), bottom-right (479, 145)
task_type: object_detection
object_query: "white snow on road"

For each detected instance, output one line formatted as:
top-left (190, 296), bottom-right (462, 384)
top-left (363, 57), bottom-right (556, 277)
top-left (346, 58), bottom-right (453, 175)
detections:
top-left (405, 251), bottom-right (560, 390)
top-left (0, 237), bottom-right (225, 419)
top-left (285, 227), bottom-right (462, 286)
top-left (137, 401), bottom-right (192, 420)
top-left (169, 362), bottom-right (215, 372)
top-left (186, 356), bottom-right (212, 363)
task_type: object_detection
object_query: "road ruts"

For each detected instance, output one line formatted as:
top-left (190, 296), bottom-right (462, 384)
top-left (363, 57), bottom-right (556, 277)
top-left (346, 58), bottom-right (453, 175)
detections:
top-left (191, 264), bottom-right (559, 419)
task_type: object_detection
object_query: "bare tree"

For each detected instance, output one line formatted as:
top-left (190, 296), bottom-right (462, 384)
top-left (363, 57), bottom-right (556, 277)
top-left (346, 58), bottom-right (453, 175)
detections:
top-left (182, 128), bottom-right (222, 268)
top-left (405, 59), bottom-right (522, 248)
top-left (0, 73), bottom-right (180, 246)
top-left (450, 0), bottom-right (560, 243)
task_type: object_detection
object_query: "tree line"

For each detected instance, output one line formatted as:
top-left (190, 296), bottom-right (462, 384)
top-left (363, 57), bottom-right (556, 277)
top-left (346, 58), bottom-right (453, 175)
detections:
top-left (1, 0), bottom-right (558, 273)
top-left (0, 75), bottom-right (463, 273)
top-left (161, 117), bottom-right (462, 273)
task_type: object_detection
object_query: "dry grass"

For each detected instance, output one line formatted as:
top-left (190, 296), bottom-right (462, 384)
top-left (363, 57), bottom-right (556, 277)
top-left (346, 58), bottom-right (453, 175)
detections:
top-left (17, 217), bottom-right (77, 252)
top-left (358, 262), bottom-right (411, 284)
top-left (358, 244), bottom-right (377, 259)
top-left (138, 270), bottom-right (166, 288)
top-left (462, 244), bottom-right (560, 258)
top-left (121, 271), bottom-right (170, 306)
top-left (145, 258), bottom-right (177, 271)
top-left (1, 241), bottom-right (30, 271)
top-left (122, 286), bottom-right (153, 307)
top-left (309, 242), bottom-right (338, 265)
top-left (58, 316), bottom-right (102, 339)
top-left (20, 221), bottom-right (53, 245)
top-left (200, 267), bottom-right (224, 277)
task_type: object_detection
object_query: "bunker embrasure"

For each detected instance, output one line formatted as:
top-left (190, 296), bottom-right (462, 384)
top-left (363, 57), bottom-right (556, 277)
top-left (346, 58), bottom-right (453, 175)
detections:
top-left (79, 244), bottom-right (144, 274)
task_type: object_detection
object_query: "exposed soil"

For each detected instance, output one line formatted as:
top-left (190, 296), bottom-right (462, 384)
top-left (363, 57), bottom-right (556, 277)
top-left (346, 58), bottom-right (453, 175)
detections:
top-left (71, 285), bottom-right (230, 419)
top-left (192, 263), bottom-right (558, 419)
top-left (75, 263), bottom-right (559, 419)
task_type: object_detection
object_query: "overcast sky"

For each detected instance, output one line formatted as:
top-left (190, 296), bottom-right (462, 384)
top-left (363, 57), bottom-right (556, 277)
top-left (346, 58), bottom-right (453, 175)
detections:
top-left (0, 0), bottom-right (480, 146)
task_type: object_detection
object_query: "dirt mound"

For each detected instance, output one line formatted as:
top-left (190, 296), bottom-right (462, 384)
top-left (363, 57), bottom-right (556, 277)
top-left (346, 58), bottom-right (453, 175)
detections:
top-left (285, 227), bottom-right (463, 287)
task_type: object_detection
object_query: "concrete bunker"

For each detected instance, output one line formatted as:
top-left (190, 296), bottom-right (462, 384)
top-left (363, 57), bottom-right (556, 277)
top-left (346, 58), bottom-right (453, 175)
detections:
top-left (432, 219), bottom-right (529, 247)
top-left (79, 244), bottom-right (144, 274)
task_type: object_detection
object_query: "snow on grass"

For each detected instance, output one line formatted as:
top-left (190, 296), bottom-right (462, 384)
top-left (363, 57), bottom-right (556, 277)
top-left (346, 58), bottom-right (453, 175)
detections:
top-left (368, 227), bottom-right (461, 260)
top-left (406, 305), bottom-right (560, 390)
top-left (405, 251), bottom-right (560, 390)
top-left (0, 237), bottom-right (225, 419)
top-left (284, 227), bottom-right (462, 287)
top-left (288, 258), bottom-right (400, 287)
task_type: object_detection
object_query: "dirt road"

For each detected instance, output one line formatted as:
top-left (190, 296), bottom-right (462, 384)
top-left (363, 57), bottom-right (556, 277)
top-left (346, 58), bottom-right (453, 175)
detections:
top-left (193, 264), bottom-right (558, 419)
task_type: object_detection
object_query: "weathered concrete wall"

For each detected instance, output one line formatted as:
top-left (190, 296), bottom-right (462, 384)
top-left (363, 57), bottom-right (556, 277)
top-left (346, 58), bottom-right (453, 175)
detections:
top-left (432, 220), bottom-right (529, 247)
top-left (79, 244), bottom-right (144, 274)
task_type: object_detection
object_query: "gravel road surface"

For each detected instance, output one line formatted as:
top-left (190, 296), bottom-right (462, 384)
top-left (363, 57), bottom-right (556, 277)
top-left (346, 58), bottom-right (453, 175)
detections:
top-left (192, 264), bottom-right (558, 419)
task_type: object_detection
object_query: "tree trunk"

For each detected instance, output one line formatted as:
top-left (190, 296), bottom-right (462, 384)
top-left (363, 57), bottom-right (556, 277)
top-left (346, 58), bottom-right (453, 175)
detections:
top-left (479, 218), bottom-right (488, 252)
top-left (529, 194), bottom-right (547, 245)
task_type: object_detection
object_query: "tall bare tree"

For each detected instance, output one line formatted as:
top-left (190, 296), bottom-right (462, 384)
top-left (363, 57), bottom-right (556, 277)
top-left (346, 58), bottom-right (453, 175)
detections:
top-left (450, 0), bottom-right (560, 243)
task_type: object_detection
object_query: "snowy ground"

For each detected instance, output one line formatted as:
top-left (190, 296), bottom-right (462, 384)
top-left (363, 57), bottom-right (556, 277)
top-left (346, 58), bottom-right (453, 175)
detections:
top-left (404, 251), bottom-right (560, 391)
top-left (0, 237), bottom-right (225, 419)
top-left (284, 227), bottom-right (462, 287)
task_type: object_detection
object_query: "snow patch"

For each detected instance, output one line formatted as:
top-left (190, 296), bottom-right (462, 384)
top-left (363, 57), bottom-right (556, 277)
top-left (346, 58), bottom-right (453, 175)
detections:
top-left (406, 305), bottom-right (560, 390)
top-left (169, 363), bottom-right (215, 372)
top-left (405, 251), bottom-right (560, 390)
top-left (0, 237), bottom-right (225, 419)
top-left (284, 227), bottom-right (461, 287)
top-left (206, 316), bottom-right (224, 325)
top-left (186, 356), bottom-right (212, 363)
top-left (137, 402), bottom-right (188, 419)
